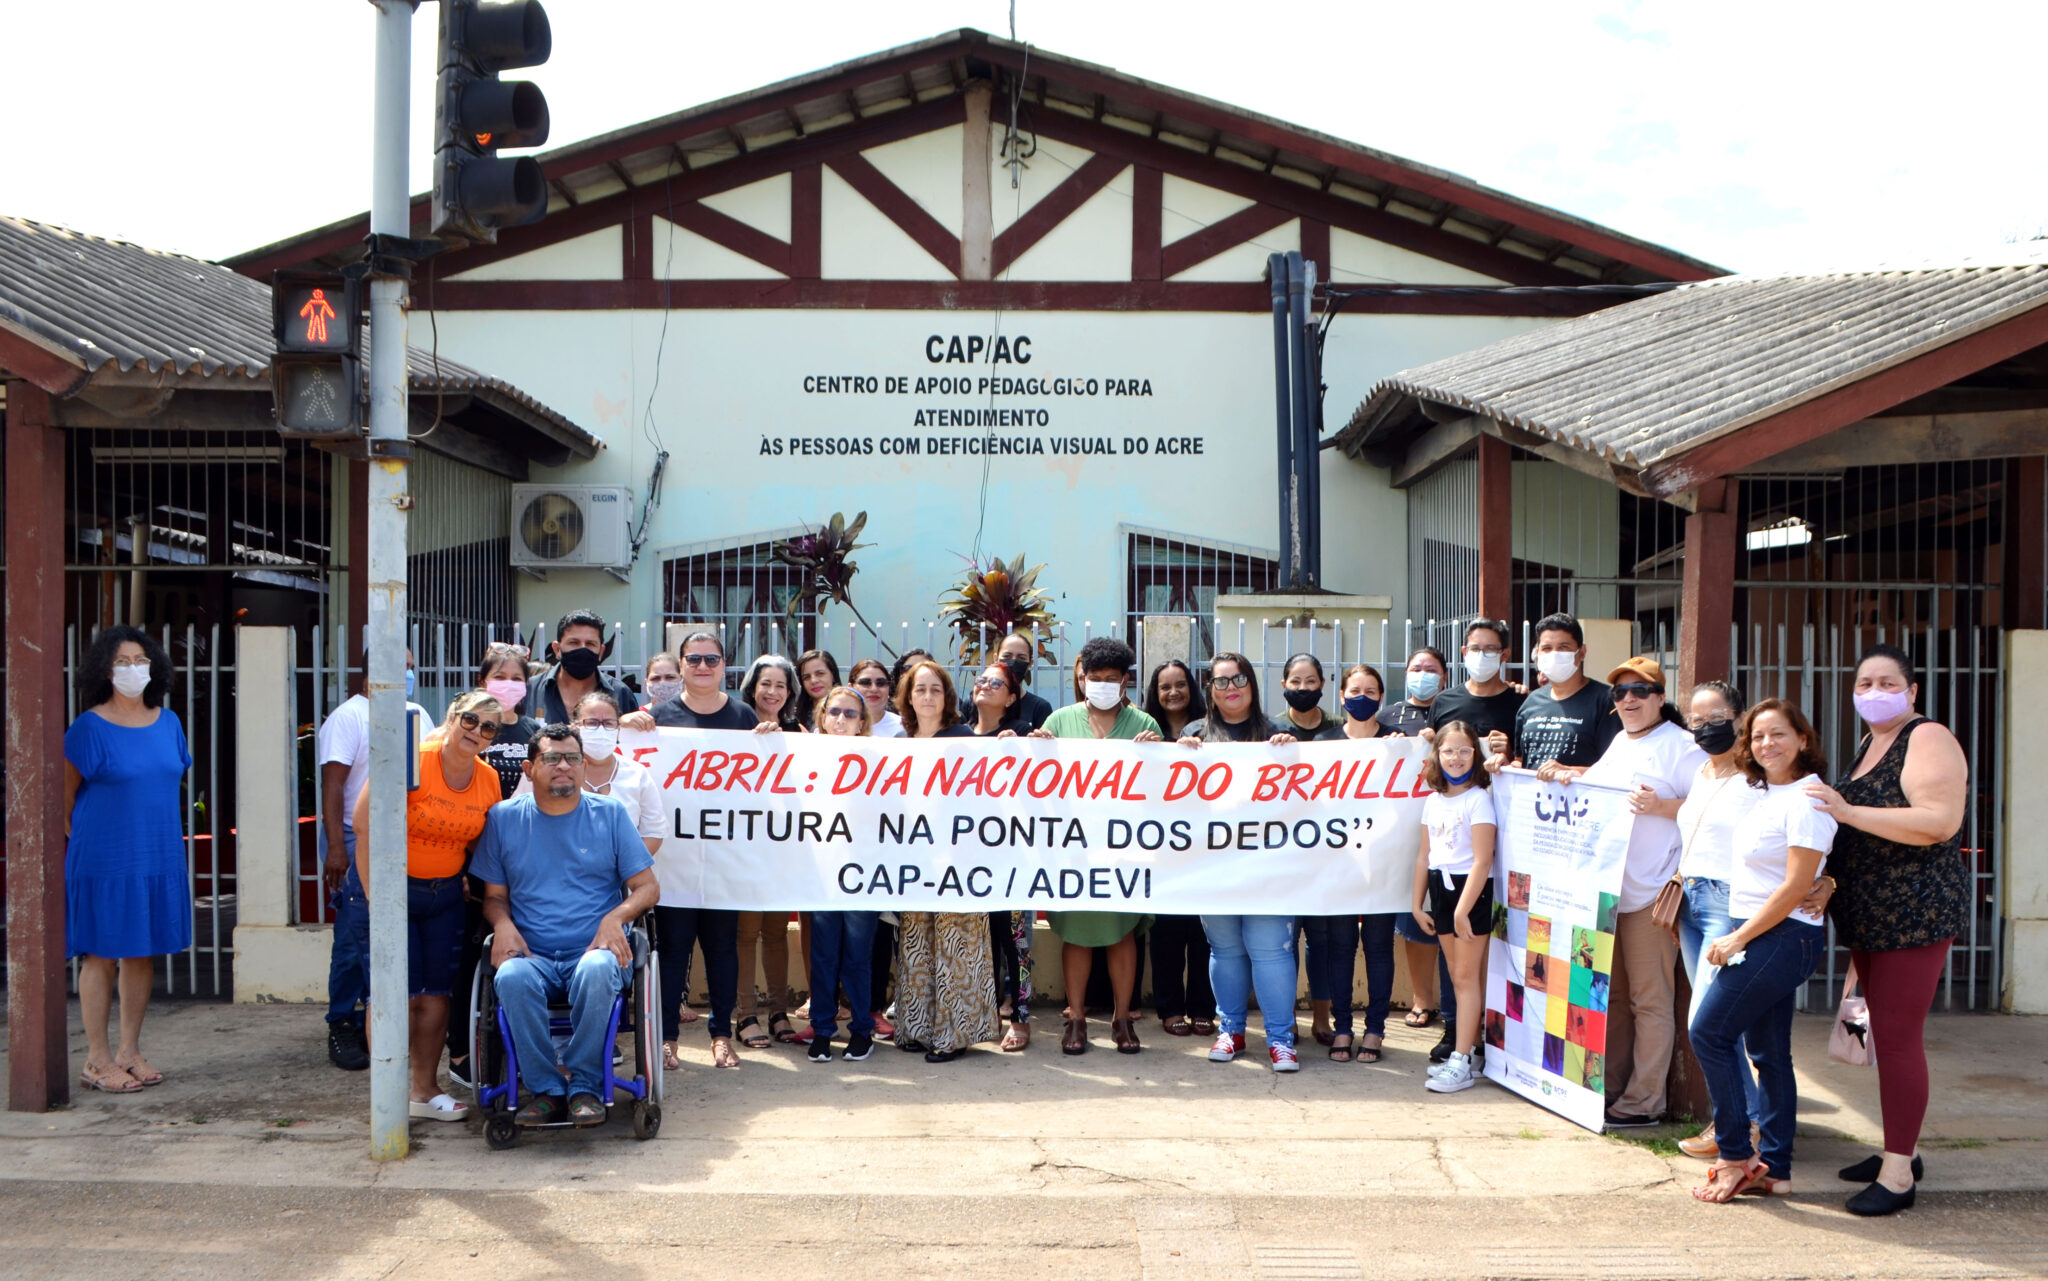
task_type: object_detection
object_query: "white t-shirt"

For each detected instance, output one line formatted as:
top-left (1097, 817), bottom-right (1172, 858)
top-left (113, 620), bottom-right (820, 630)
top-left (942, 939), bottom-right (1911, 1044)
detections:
top-left (515, 754), bottom-right (665, 843)
top-left (872, 710), bottom-right (906, 738)
top-left (1729, 774), bottom-right (1838, 925)
top-left (1673, 765), bottom-right (1758, 883)
top-left (315, 693), bottom-right (431, 832)
top-left (1420, 785), bottom-right (1497, 876)
top-left (1580, 721), bottom-right (1707, 913)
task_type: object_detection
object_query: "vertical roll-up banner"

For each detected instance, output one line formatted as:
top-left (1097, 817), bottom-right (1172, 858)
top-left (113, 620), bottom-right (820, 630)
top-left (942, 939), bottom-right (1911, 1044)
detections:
top-left (1481, 768), bottom-right (1636, 1132)
top-left (620, 728), bottom-right (1431, 913)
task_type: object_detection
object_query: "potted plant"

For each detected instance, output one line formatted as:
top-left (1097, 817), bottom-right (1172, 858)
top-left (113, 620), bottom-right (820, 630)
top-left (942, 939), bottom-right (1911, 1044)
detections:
top-left (938, 552), bottom-right (1059, 666)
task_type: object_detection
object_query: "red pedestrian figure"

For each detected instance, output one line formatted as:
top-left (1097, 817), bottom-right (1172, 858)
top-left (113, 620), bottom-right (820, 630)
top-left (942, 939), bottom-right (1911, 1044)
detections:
top-left (300, 288), bottom-right (337, 345)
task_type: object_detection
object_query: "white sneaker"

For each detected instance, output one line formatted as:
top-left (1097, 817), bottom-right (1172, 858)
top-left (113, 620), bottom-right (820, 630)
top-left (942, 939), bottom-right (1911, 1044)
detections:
top-left (1426, 1051), bottom-right (1475, 1093)
top-left (1269, 1044), bottom-right (1300, 1073)
top-left (1208, 1029), bottom-right (1242, 1062)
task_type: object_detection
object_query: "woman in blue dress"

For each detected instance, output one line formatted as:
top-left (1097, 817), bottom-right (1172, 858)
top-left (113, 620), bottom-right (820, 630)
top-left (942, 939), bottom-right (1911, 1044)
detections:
top-left (66, 626), bottom-right (191, 1093)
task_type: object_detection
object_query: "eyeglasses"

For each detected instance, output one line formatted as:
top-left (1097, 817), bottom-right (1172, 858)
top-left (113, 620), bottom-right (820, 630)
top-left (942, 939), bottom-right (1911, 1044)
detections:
top-left (536, 751), bottom-right (581, 766)
top-left (456, 712), bottom-right (503, 739)
top-left (112, 657), bottom-right (152, 669)
top-left (1210, 673), bottom-right (1251, 690)
top-left (972, 677), bottom-right (1012, 692)
top-left (854, 677), bottom-right (889, 688)
top-left (1464, 645), bottom-right (1504, 656)
top-left (574, 720), bottom-right (618, 730)
top-left (1611, 683), bottom-right (1663, 703)
top-left (681, 653), bottom-right (723, 668)
top-left (824, 706), bottom-right (865, 720)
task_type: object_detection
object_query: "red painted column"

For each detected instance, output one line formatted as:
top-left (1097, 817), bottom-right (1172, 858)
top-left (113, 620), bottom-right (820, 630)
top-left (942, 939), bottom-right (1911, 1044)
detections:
top-left (2007, 456), bottom-right (2045, 632)
top-left (1476, 432), bottom-right (1513, 624)
top-left (6, 383), bottom-right (71, 1111)
top-left (1679, 478), bottom-right (1738, 694)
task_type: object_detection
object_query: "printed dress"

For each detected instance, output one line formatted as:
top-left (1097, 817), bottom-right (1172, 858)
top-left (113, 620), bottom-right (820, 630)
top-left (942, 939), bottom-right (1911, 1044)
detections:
top-left (65, 709), bottom-right (194, 959)
top-left (896, 912), bottom-right (1000, 1052)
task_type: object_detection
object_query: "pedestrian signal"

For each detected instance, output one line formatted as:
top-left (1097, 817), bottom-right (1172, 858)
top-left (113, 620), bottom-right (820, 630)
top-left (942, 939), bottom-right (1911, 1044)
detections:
top-left (271, 271), bottom-right (363, 438)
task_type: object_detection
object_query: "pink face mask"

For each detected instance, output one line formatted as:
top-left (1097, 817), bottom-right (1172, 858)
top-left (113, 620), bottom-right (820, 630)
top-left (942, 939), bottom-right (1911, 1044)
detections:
top-left (1853, 688), bottom-right (1912, 725)
top-left (485, 679), bottom-right (527, 711)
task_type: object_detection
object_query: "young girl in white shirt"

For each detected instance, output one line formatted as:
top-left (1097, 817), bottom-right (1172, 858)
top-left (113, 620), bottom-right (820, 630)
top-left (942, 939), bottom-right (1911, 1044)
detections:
top-left (1411, 721), bottom-right (1497, 1094)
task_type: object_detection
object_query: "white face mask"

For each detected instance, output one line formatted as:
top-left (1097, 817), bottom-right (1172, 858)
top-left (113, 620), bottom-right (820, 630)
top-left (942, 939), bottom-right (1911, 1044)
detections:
top-left (1536, 651), bottom-right (1580, 684)
top-left (578, 726), bottom-right (618, 758)
top-left (1084, 680), bottom-right (1124, 710)
top-left (1464, 650), bottom-right (1503, 682)
top-left (111, 664), bottom-right (151, 698)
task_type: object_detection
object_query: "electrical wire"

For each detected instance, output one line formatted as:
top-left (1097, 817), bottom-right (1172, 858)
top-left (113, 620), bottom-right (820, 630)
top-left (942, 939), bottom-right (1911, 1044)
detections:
top-left (627, 169), bottom-right (678, 561)
top-left (969, 27), bottom-right (1032, 563)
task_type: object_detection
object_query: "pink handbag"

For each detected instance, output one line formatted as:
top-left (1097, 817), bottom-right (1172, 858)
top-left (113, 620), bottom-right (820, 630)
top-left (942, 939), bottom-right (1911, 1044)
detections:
top-left (1828, 991), bottom-right (1874, 1067)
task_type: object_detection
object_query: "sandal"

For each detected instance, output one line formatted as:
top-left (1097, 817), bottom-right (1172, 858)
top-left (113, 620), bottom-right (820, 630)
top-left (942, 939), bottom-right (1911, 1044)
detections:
top-left (568, 1093), bottom-right (606, 1127)
top-left (1002, 1022), bottom-right (1031, 1052)
top-left (1313, 1026), bottom-right (1336, 1048)
top-left (710, 1037), bottom-right (740, 1069)
top-left (1328, 1035), bottom-right (1355, 1062)
top-left (678, 1003), bottom-right (700, 1024)
top-left (769, 1012), bottom-right (799, 1044)
top-left (1190, 1017), bottom-right (1216, 1037)
top-left (1061, 1017), bottom-right (1088, 1056)
top-left (736, 1015), bottom-right (771, 1050)
top-left (115, 1056), bottom-right (164, 1086)
top-left (1111, 1016), bottom-right (1141, 1055)
top-left (409, 1093), bottom-right (470, 1122)
top-left (1692, 1156), bottom-right (1769, 1203)
top-left (1356, 1033), bottom-right (1384, 1064)
top-left (662, 1040), bottom-right (682, 1071)
top-left (1162, 1015), bottom-right (1193, 1037)
top-left (80, 1063), bottom-right (144, 1093)
top-left (1404, 1007), bottom-right (1437, 1029)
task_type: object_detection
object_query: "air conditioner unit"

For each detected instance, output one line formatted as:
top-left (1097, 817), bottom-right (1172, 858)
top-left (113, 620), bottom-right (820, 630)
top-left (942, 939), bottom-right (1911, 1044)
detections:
top-left (509, 484), bottom-right (632, 570)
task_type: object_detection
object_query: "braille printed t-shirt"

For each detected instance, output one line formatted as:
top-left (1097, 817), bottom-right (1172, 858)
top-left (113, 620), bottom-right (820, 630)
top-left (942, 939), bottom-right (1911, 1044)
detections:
top-left (406, 744), bottom-right (500, 878)
top-left (1426, 686), bottom-right (1525, 741)
top-left (1514, 680), bottom-right (1621, 771)
top-left (1420, 785), bottom-right (1498, 877)
top-left (470, 793), bottom-right (656, 956)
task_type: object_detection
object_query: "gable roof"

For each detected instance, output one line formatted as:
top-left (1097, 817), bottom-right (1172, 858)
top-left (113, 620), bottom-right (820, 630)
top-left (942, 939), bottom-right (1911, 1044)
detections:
top-left (228, 29), bottom-right (1720, 286)
top-left (1340, 248), bottom-right (2048, 497)
top-left (0, 215), bottom-right (598, 461)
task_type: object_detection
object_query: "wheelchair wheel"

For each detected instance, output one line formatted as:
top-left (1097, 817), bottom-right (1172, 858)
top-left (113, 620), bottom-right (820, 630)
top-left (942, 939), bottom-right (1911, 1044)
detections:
top-left (631, 1101), bottom-right (661, 1141)
top-left (638, 940), bottom-right (664, 1107)
top-left (484, 1115), bottom-right (519, 1150)
top-left (470, 951), bottom-right (501, 1106)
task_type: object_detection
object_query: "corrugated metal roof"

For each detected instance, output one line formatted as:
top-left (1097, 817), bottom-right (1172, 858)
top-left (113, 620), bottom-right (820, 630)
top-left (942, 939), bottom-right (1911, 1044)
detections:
top-left (0, 215), bottom-right (597, 455)
top-left (228, 29), bottom-right (1721, 287)
top-left (1342, 257), bottom-right (2048, 469)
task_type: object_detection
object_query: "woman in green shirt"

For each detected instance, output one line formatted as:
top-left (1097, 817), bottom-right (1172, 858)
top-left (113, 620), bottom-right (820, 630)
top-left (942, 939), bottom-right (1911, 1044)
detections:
top-left (1026, 637), bottom-right (1158, 1056)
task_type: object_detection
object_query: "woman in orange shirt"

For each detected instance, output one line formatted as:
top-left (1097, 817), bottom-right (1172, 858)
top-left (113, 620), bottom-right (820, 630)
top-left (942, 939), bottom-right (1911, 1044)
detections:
top-left (355, 690), bottom-right (503, 1121)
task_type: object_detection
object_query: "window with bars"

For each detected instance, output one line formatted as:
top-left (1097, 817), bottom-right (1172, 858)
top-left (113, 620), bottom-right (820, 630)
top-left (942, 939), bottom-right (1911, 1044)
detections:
top-left (660, 536), bottom-right (810, 677)
top-left (1126, 531), bottom-right (1278, 659)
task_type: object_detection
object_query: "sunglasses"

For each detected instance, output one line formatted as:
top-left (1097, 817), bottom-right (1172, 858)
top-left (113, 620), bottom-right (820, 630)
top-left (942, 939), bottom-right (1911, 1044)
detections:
top-left (456, 712), bottom-right (502, 739)
top-left (1611, 683), bottom-right (1664, 703)
top-left (824, 706), bottom-right (865, 720)
top-left (853, 677), bottom-right (889, 688)
top-left (1209, 673), bottom-right (1251, 690)
top-left (681, 653), bottom-right (723, 668)
top-left (973, 676), bottom-right (1013, 692)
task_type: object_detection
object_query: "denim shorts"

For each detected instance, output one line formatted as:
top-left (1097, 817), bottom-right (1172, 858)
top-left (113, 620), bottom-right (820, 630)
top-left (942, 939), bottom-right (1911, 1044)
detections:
top-left (1394, 909), bottom-right (1440, 946)
top-left (1427, 872), bottom-right (1496, 939)
top-left (407, 875), bottom-right (466, 997)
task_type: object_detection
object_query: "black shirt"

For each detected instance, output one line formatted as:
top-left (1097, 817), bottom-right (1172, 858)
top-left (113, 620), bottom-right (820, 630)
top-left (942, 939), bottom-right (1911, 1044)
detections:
top-left (1280, 709), bottom-right (1348, 741)
top-left (478, 715), bottom-right (541, 799)
top-left (526, 666), bottom-right (641, 726)
top-left (1514, 679), bottom-right (1620, 770)
top-left (957, 689), bottom-right (1053, 733)
top-left (1427, 685), bottom-right (1526, 740)
top-left (648, 693), bottom-right (759, 731)
top-left (931, 724), bottom-right (978, 738)
top-left (1377, 700), bottom-right (1432, 737)
top-left (1183, 713), bottom-right (1286, 743)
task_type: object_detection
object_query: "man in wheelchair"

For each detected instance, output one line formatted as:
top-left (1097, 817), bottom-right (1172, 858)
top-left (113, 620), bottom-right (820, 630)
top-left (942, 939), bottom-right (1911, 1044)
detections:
top-left (471, 723), bottom-right (659, 1127)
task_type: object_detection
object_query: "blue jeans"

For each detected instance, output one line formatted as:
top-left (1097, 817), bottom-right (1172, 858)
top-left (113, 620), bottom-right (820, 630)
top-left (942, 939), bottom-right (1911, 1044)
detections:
top-left (1203, 914), bottom-right (1297, 1049)
top-left (1301, 914), bottom-right (1393, 1039)
top-left (1394, 908), bottom-right (1456, 1024)
top-left (407, 876), bottom-right (466, 998)
top-left (808, 910), bottom-right (879, 1040)
top-left (1679, 877), bottom-right (1758, 1123)
top-left (324, 830), bottom-right (367, 1026)
top-left (1689, 917), bottom-right (1822, 1179)
top-left (494, 948), bottom-right (627, 1100)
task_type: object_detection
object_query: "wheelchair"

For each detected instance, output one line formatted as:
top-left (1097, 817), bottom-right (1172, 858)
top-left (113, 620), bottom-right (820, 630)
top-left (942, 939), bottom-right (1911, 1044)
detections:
top-left (468, 917), bottom-right (663, 1149)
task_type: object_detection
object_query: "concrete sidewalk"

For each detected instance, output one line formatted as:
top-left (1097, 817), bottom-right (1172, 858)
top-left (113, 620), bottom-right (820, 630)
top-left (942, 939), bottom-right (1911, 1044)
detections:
top-left (3, 1003), bottom-right (2046, 1278)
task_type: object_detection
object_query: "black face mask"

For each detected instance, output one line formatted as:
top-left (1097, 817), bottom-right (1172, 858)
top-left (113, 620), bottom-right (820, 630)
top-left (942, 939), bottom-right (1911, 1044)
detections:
top-left (1693, 719), bottom-right (1737, 755)
top-left (557, 647), bottom-right (602, 680)
top-left (1282, 687), bottom-right (1322, 712)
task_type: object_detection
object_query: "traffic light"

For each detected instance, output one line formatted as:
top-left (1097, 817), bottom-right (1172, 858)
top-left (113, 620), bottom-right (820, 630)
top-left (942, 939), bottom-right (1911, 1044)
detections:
top-left (270, 270), bottom-right (364, 439)
top-left (432, 0), bottom-right (552, 245)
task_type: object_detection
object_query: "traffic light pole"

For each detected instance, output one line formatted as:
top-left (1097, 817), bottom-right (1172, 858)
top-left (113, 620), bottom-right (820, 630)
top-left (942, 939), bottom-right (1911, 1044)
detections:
top-left (366, 0), bottom-right (415, 1162)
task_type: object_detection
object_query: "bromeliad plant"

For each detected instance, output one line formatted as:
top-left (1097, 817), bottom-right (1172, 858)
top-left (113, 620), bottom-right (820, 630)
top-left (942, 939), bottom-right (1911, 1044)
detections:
top-left (774, 511), bottom-right (892, 656)
top-left (938, 552), bottom-right (1059, 667)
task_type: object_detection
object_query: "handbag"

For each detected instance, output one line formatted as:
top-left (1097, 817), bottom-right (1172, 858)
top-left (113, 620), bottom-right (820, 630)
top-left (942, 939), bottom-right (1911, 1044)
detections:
top-left (1829, 990), bottom-right (1874, 1067)
top-left (1649, 875), bottom-right (1686, 936)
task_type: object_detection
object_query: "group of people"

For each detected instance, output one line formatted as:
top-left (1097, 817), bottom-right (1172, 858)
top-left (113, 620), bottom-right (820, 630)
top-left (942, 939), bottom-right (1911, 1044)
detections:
top-left (62, 605), bottom-right (1970, 1218)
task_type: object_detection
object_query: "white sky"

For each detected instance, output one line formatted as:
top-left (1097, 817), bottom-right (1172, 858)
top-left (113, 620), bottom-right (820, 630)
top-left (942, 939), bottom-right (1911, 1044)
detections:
top-left (5, 1), bottom-right (2044, 274)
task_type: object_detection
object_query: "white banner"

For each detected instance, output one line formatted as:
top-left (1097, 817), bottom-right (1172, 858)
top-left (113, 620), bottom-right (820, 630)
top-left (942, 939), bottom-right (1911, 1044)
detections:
top-left (1481, 768), bottom-right (1637, 1132)
top-left (620, 727), bottom-right (1430, 913)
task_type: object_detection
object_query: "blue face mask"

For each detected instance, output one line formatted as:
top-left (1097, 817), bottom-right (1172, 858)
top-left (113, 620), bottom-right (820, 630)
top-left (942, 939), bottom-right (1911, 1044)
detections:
top-left (404, 668), bottom-right (416, 700)
top-left (1343, 693), bottom-right (1380, 721)
top-left (1406, 671), bottom-right (1442, 701)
